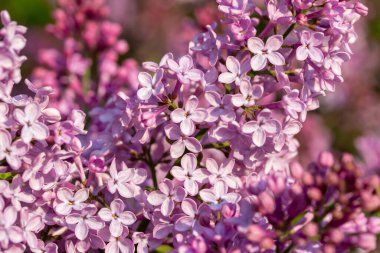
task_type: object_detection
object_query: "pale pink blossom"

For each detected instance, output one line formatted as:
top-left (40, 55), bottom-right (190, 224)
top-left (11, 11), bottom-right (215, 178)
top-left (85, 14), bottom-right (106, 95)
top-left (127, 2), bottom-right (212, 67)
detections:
top-left (170, 96), bottom-right (207, 136)
top-left (13, 103), bottom-right (49, 143)
top-left (296, 30), bottom-right (324, 62)
top-left (147, 179), bottom-right (186, 216)
top-left (98, 199), bottom-right (136, 237)
top-left (170, 153), bottom-right (208, 196)
top-left (248, 35), bottom-right (285, 71)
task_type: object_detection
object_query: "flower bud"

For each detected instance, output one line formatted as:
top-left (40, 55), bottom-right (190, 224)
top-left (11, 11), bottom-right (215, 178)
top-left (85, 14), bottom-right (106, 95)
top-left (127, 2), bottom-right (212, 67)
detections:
top-left (88, 155), bottom-right (107, 173)
top-left (354, 2), bottom-right (368, 16)
top-left (318, 151), bottom-right (334, 167)
top-left (258, 191), bottom-right (276, 214)
top-left (290, 161), bottom-right (303, 180)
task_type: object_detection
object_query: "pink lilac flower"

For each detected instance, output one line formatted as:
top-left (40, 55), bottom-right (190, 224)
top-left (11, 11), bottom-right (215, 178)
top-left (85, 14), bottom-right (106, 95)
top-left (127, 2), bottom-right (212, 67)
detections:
top-left (107, 159), bottom-right (147, 198)
top-left (164, 123), bottom-right (202, 158)
top-left (199, 181), bottom-right (241, 210)
top-left (242, 109), bottom-right (281, 147)
top-left (167, 55), bottom-right (203, 84)
top-left (3, 176), bottom-right (35, 211)
top-left (19, 207), bottom-right (43, 248)
top-left (147, 179), bottom-right (186, 216)
top-left (170, 95), bottom-right (207, 136)
top-left (218, 56), bottom-right (249, 84)
top-left (231, 78), bottom-right (264, 107)
top-left (98, 199), bottom-right (136, 237)
top-left (248, 35), bottom-right (285, 71)
top-left (296, 30), bottom-right (324, 63)
top-left (0, 130), bottom-right (28, 170)
top-left (65, 205), bottom-right (105, 241)
top-left (100, 228), bottom-right (134, 253)
top-left (174, 198), bottom-right (210, 232)
top-left (137, 69), bottom-right (164, 100)
top-left (54, 188), bottom-right (89, 215)
top-left (170, 153), bottom-right (208, 196)
top-left (13, 103), bottom-right (49, 143)
top-left (0, 205), bottom-right (23, 248)
top-left (205, 91), bottom-right (235, 122)
top-left (30, 241), bottom-right (58, 253)
top-left (205, 158), bottom-right (239, 189)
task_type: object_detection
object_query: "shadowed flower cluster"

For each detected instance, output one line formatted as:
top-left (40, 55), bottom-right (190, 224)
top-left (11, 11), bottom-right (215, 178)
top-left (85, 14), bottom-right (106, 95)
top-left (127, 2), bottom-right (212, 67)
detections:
top-left (0, 0), bottom-right (378, 253)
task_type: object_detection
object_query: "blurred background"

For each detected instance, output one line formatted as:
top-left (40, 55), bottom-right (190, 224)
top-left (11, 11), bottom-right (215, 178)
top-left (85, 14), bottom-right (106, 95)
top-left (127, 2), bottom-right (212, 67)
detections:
top-left (0, 0), bottom-right (379, 171)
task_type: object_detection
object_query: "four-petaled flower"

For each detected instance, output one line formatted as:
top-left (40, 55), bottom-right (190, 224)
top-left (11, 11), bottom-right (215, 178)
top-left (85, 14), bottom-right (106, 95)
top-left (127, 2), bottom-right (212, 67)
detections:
top-left (199, 181), bottom-right (241, 210)
top-left (170, 95), bottom-right (207, 136)
top-left (167, 55), bottom-right (203, 84)
top-left (13, 103), bottom-right (49, 143)
top-left (248, 35), bottom-right (285, 71)
top-left (175, 198), bottom-right (210, 232)
top-left (107, 159), bottom-right (147, 198)
top-left (296, 30), bottom-right (324, 63)
top-left (205, 158), bottom-right (240, 189)
top-left (54, 187), bottom-right (89, 215)
top-left (218, 56), bottom-right (249, 84)
top-left (0, 205), bottom-right (23, 248)
top-left (242, 109), bottom-right (281, 147)
top-left (171, 153), bottom-right (208, 196)
top-left (0, 130), bottom-right (28, 170)
top-left (65, 205), bottom-right (105, 241)
top-left (205, 91), bottom-right (235, 122)
top-left (98, 199), bottom-right (136, 237)
top-left (137, 69), bottom-right (164, 100)
top-left (231, 78), bottom-right (263, 107)
top-left (164, 123), bottom-right (202, 159)
top-left (147, 179), bottom-right (186, 217)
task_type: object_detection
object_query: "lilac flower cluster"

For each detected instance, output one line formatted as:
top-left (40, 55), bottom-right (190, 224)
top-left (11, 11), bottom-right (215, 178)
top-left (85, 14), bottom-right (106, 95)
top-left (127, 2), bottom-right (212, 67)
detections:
top-left (0, 0), bottom-right (378, 253)
top-left (31, 0), bottom-right (139, 115)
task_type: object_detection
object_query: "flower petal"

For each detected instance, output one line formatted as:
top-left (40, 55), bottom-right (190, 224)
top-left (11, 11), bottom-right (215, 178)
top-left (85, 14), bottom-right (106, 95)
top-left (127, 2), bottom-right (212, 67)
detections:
top-left (266, 35), bottom-right (283, 51)
top-left (250, 54), bottom-right (267, 71)
top-left (247, 37), bottom-right (265, 54)
top-left (253, 127), bottom-right (266, 147)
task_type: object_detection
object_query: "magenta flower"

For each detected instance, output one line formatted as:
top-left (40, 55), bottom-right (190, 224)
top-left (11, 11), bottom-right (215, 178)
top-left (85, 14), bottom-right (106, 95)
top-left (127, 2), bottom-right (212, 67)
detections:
top-left (231, 78), bottom-right (263, 107)
top-left (54, 187), bottom-right (89, 215)
top-left (170, 153), bottom-right (208, 196)
top-left (205, 91), bottom-right (235, 122)
top-left (296, 30), bottom-right (324, 62)
top-left (65, 205), bottom-right (105, 241)
top-left (137, 69), bottom-right (163, 100)
top-left (242, 109), bottom-right (281, 147)
top-left (107, 159), bottom-right (147, 198)
top-left (167, 55), bottom-right (203, 84)
top-left (0, 130), bottom-right (28, 170)
top-left (205, 158), bottom-right (239, 189)
top-left (164, 123), bottom-right (202, 159)
top-left (199, 181), bottom-right (241, 210)
top-left (248, 35), bottom-right (285, 71)
top-left (170, 95), bottom-right (207, 136)
top-left (13, 103), bottom-right (49, 143)
top-left (0, 205), bottom-right (23, 248)
top-left (98, 199), bottom-right (136, 237)
top-left (147, 179), bottom-right (186, 216)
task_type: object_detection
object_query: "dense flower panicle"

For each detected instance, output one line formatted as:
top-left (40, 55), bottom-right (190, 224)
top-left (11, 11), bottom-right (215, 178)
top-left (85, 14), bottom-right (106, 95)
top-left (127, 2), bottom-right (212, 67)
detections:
top-left (0, 1), bottom-right (378, 253)
top-left (31, 0), bottom-right (139, 115)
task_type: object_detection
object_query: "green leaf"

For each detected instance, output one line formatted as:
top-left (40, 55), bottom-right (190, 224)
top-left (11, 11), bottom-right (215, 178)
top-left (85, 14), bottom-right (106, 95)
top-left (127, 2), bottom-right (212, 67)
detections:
top-left (0, 172), bottom-right (17, 180)
top-left (152, 245), bottom-right (173, 253)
